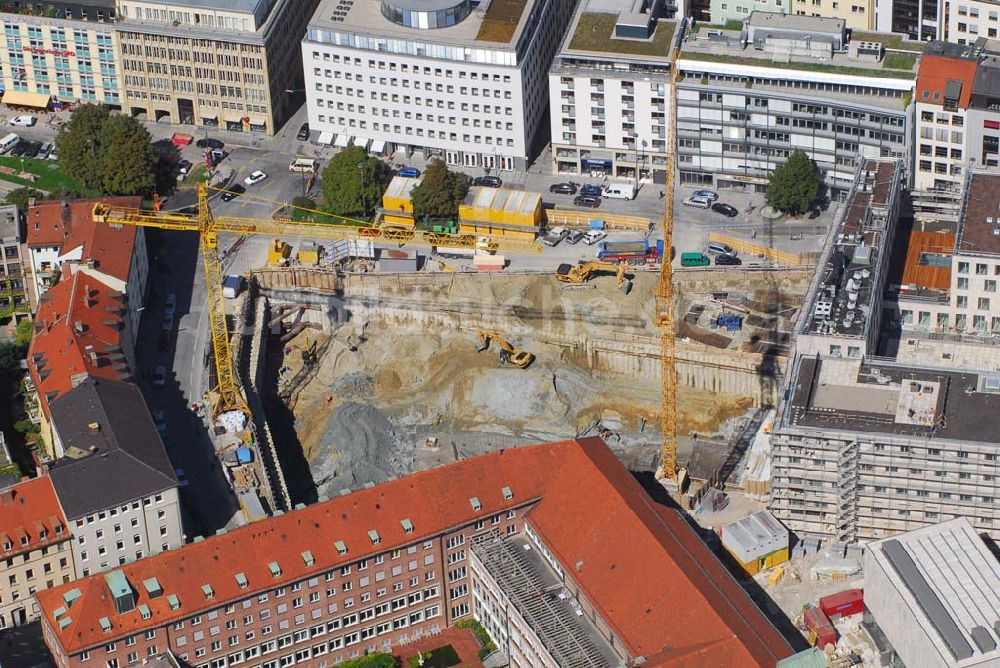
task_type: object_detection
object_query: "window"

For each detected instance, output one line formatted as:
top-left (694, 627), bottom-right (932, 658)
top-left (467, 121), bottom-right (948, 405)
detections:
top-left (958, 261), bottom-right (970, 274)
top-left (980, 298), bottom-right (991, 310)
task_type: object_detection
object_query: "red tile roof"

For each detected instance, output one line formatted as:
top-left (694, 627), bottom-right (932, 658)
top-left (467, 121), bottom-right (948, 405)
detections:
top-left (36, 439), bottom-right (791, 665)
top-left (26, 198), bottom-right (141, 283)
top-left (28, 271), bottom-right (129, 418)
top-left (916, 55), bottom-right (978, 109)
top-left (0, 477), bottom-right (69, 558)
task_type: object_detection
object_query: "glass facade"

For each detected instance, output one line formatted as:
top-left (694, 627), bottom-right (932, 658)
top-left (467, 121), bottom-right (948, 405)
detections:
top-left (380, 0), bottom-right (471, 29)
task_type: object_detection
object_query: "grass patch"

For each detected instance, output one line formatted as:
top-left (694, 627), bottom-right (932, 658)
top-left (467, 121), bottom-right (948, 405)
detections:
top-left (568, 14), bottom-right (675, 57)
top-left (407, 645), bottom-right (461, 668)
top-left (680, 50), bottom-right (917, 79)
top-left (185, 164), bottom-right (210, 186)
top-left (882, 52), bottom-right (917, 71)
top-left (0, 157), bottom-right (96, 195)
top-left (853, 31), bottom-right (926, 53)
top-left (475, 0), bottom-right (528, 42)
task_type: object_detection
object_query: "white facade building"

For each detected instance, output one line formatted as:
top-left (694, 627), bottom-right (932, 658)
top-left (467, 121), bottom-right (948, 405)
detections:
top-left (302, 0), bottom-right (573, 170)
top-left (548, 2), bottom-right (676, 183)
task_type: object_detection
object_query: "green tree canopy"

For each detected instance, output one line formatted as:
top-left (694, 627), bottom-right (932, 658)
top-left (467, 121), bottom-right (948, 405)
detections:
top-left (14, 318), bottom-right (32, 348)
top-left (766, 150), bottom-right (820, 216)
top-left (3, 187), bottom-right (47, 211)
top-left (319, 145), bottom-right (389, 219)
top-left (411, 158), bottom-right (469, 221)
top-left (55, 105), bottom-right (155, 196)
top-left (98, 116), bottom-right (155, 195)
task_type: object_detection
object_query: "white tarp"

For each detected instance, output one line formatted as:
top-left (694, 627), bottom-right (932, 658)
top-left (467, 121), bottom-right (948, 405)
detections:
top-left (317, 131), bottom-right (334, 145)
top-left (370, 139), bottom-right (386, 155)
top-left (334, 134), bottom-right (350, 148)
top-left (354, 136), bottom-right (371, 151)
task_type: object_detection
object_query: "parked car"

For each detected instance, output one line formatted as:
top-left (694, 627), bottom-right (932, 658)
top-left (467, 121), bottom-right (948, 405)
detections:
top-left (22, 141), bottom-right (41, 158)
top-left (580, 184), bottom-right (603, 197)
top-left (711, 203), bottom-right (739, 217)
top-left (706, 241), bottom-right (737, 257)
top-left (174, 468), bottom-right (189, 487)
top-left (692, 189), bottom-right (719, 202)
top-left (573, 195), bottom-right (601, 208)
top-left (542, 226), bottom-right (569, 247)
top-left (683, 195), bottom-right (712, 209)
top-left (549, 182), bottom-right (577, 195)
top-left (196, 138), bottom-right (224, 149)
top-left (220, 184), bottom-right (245, 202)
top-left (47, 145), bottom-right (58, 161)
top-left (296, 122), bottom-right (310, 141)
top-left (38, 143), bottom-right (51, 160)
top-left (473, 175), bottom-right (502, 188)
top-left (398, 167), bottom-right (420, 178)
top-left (715, 254), bottom-right (742, 266)
top-left (244, 170), bottom-right (268, 186)
top-left (566, 230), bottom-right (585, 245)
top-left (8, 142), bottom-right (26, 157)
top-left (583, 230), bottom-right (607, 245)
top-left (152, 366), bottom-right (167, 387)
top-left (153, 410), bottom-right (167, 435)
top-left (160, 312), bottom-right (174, 332)
top-left (164, 293), bottom-right (177, 317)
top-left (10, 115), bottom-right (36, 127)
top-left (177, 159), bottom-right (192, 175)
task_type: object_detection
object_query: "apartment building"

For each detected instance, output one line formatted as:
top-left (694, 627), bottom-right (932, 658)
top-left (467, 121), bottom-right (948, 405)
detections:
top-left (36, 438), bottom-right (792, 668)
top-left (0, 204), bottom-right (28, 316)
top-left (48, 377), bottom-right (182, 577)
top-left (0, 477), bottom-right (75, 629)
top-left (548, 0), bottom-right (677, 183)
top-left (114, 0), bottom-right (318, 134)
top-left (865, 518), bottom-right (1000, 668)
top-left (675, 13), bottom-right (915, 197)
top-left (302, 0), bottom-right (573, 170)
top-left (944, 0), bottom-right (1000, 43)
top-left (0, 1), bottom-right (122, 110)
top-left (874, 0), bottom-right (941, 40)
top-left (24, 197), bottom-right (147, 355)
top-left (712, 0), bottom-right (875, 30)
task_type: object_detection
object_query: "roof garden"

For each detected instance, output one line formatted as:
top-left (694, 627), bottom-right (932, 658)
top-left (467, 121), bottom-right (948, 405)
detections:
top-left (476, 0), bottom-right (529, 43)
top-left (567, 13), bottom-right (675, 58)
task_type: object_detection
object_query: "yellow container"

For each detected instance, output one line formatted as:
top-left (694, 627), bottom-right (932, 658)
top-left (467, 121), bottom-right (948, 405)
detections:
top-left (267, 239), bottom-right (291, 265)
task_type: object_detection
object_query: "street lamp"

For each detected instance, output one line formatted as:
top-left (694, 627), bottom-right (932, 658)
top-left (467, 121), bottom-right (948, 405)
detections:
top-left (638, 139), bottom-right (648, 190)
top-left (356, 161), bottom-right (367, 220)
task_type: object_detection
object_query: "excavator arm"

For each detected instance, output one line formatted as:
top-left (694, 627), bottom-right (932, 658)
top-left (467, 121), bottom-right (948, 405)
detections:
top-left (475, 329), bottom-right (534, 368)
top-left (555, 261), bottom-right (632, 293)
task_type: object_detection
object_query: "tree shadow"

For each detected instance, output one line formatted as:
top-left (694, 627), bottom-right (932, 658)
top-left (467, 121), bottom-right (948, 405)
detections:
top-left (151, 138), bottom-right (180, 195)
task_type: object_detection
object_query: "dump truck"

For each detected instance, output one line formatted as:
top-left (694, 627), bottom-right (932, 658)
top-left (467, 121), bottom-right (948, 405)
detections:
top-left (596, 239), bottom-right (664, 265)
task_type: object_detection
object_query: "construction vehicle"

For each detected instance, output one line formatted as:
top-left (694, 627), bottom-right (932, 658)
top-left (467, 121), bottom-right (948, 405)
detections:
top-left (437, 261), bottom-right (455, 272)
top-left (475, 329), bottom-right (534, 368)
top-left (91, 183), bottom-right (541, 420)
top-left (555, 261), bottom-right (632, 294)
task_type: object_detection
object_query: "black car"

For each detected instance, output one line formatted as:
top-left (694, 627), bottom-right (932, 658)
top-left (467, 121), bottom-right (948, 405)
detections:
top-left (580, 185), bottom-right (602, 197)
top-left (473, 175), bottom-right (503, 188)
top-left (220, 184), bottom-right (246, 202)
top-left (22, 141), bottom-right (41, 158)
top-left (296, 123), bottom-right (310, 141)
top-left (8, 143), bottom-right (26, 157)
top-left (549, 183), bottom-right (577, 195)
top-left (196, 138), bottom-right (225, 150)
top-left (573, 195), bottom-right (601, 208)
top-left (715, 254), bottom-right (742, 266)
top-left (711, 202), bottom-right (739, 217)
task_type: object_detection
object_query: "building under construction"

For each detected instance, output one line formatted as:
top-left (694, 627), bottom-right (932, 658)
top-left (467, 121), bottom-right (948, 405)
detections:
top-left (769, 159), bottom-right (1000, 544)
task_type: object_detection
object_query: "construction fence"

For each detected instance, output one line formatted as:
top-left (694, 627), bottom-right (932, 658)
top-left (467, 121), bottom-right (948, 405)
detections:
top-left (708, 232), bottom-right (819, 267)
top-left (544, 208), bottom-right (655, 233)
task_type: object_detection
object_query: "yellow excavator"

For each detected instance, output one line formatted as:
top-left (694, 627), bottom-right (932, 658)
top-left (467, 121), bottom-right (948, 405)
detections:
top-left (475, 329), bottom-right (534, 369)
top-left (555, 261), bottom-right (633, 294)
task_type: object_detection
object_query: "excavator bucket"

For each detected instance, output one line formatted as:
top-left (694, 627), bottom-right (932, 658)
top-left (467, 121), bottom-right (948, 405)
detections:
top-left (475, 335), bottom-right (490, 353)
top-left (620, 279), bottom-right (633, 295)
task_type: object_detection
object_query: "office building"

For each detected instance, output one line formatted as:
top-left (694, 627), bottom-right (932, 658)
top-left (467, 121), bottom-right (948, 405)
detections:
top-left (114, 0), bottom-right (319, 134)
top-left (302, 0), bottom-right (574, 170)
top-left (0, 1), bottom-right (122, 110)
top-left (36, 438), bottom-right (792, 668)
top-left (0, 204), bottom-right (28, 315)
top-left (865, 518), bottom-right (1000, 667)
top-left (548, 0), bottom-right (676, 182)
top-left (47, 377), bottom-right (182, 577)
top-left (675, 13), bottom-right (915, 197)
top-left (913, 41), bottom-right (1000, 191)
top-left (0, 477), bottom-right (75, 629)
top-left (711, 0), bottom-right (875, 31)
top-left (875, 0), bottom-right (941, 40)
top-left (943, 0), bottom-right (1000, 43)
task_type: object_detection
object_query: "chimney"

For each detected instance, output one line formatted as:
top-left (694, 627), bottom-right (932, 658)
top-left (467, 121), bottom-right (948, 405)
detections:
top-left (86, 258), bottom-right (95, 270)
top-left (87, 422), bottom-right (100, 431)
top-left (74, 320), bottom-right (84, 334)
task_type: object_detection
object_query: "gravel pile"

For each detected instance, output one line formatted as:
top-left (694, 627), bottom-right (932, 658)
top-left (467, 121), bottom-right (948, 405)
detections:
top-left (328, 372), bottom-right (375, 400)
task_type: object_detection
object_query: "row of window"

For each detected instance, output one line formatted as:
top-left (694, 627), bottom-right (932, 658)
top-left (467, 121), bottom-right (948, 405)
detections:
top-left (311, 52), bottom-right (512, 84)
top-left (900, 310), bottom-right (1000, 333)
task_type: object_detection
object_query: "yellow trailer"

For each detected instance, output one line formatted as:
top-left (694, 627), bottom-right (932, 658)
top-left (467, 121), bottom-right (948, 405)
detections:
top-left (381, 175), bottom-right (421, 227)
top-left (458, 186), bottom-right (541, 232)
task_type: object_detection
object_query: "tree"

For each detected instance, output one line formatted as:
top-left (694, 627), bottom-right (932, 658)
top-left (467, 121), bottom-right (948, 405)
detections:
top-left (97, 115), bottom-right (155, 195)
top-left (4, 187), bottom-right (47, 210)
top-left (411, 158), bottom-right (469, 221)
top-left (766, 150), bottom-right (820, 215)
top-left (55, 104), bottom-right (110, 190)
top-left (55, 105), bottom-right (155, 195)
top-left (13, 318), bottom-right (32, 348)
top-left (320, 145), bottom-right (389, 219)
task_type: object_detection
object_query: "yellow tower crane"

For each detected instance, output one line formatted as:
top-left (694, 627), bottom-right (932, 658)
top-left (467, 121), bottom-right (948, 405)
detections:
top-left (93, 183), bottom-right (541, 419)
top-left (658, 43), bottom-right (683, 484)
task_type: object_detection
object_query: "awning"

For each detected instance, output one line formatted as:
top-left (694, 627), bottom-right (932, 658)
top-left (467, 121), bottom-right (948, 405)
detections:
top-left (224, 112), bottom-right (244, 123)
top-left (370, 139), bottom-right (386, 155)
top-left (200, 114), bottom-right (218, 121)
top-left (354, 136), bottom-right (371, 151)
top-left (317, 131), bottom-right (334, 146)
top-left (247, 115), bottom-right (267, 127)
top-left (334, 134), bottom-right (350, 148)
top-left (2, 90), bottom-right (51, 108)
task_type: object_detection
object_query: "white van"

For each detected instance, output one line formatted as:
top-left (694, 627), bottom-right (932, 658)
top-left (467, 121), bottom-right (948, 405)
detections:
top-left (0, 133), bottom-right (19, 155)
top-left (289, 157), bottom-right (319, 174)
top-left (603, 183), bottom-right (635, 200)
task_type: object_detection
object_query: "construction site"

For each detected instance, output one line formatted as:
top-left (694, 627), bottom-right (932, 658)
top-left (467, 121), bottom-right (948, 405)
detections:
top-left (232, 264), bottom-right (813, 505)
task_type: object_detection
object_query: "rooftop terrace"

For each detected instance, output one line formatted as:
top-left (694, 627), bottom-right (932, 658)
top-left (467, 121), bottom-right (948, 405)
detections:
top-left (565, 12), bottom-right (676, 59)
top-left (787, 356), bottom-right (1000, 443)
